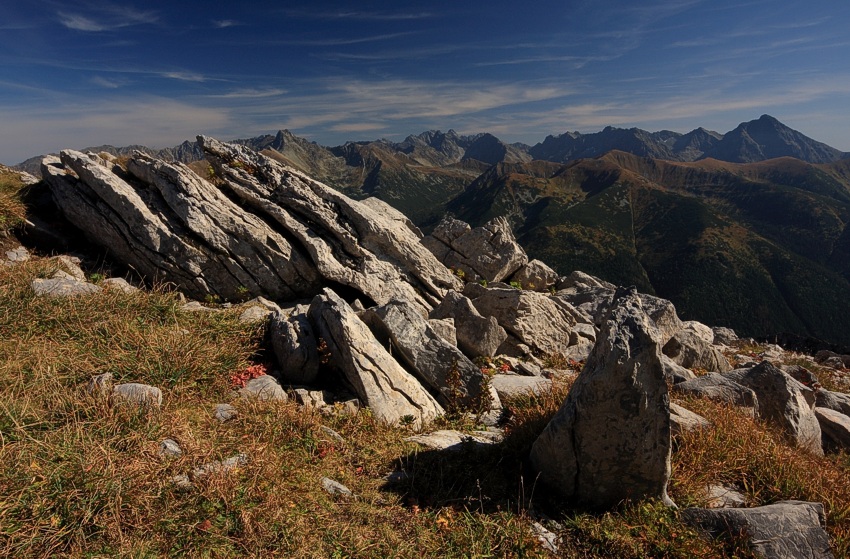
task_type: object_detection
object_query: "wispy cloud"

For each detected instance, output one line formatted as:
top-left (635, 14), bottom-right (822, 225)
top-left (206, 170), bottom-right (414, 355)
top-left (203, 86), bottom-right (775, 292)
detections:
top-left (57, 5), bottom-right (157, 32)
top-left (91, 76), bottom-right (125, 89)
top-left (159, 71), bottom-right (208, 82)
top-left (213, 19), bottom-right (241, 29)
top-left (329, 123), bottom-right (387, 133)
top-left (207, 88), bottom-right (286, 99)
top-left (275, 31), bottom-right (419, 47)
top-left (282, 9), bottom-right (434, 21)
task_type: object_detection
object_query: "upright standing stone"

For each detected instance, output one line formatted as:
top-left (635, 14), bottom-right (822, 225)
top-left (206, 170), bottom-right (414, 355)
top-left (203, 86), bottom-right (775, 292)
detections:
top-left (529, 287), bottom-right (674, 509)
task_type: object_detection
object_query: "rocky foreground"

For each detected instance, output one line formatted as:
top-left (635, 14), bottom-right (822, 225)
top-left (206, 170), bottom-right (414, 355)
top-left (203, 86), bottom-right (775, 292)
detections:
top-left (5, 138), bottom-right (850, 556)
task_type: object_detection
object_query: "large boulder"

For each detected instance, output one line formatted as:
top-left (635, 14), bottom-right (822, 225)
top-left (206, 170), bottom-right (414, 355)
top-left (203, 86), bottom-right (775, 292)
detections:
top-left (429, 290), bottom-right (507, 358)
top-left (308, 289), bottom-right (443, 427)
top-left (508, 259), bottom-right (558, 291)
top-left (529, 287), bottom-right (674, 509)
top-left (815, 389), bottom-right (850, 416)
top-left (724, 362), bottom-right (822, 455)
top-left (672, 373), bottom-right (758, 411)
top-left (469, 286), bottom-right (576, 357)
top-left (423, 216), bottom-right (528, 282)
top-left (362, 300), bottom-right (490, 409)
top-left (663, 324), bottom-right (731, 373)
top-left (556, 287), bottom-right (682, 346)
top-left (683, 501), bottom-right (833, 559)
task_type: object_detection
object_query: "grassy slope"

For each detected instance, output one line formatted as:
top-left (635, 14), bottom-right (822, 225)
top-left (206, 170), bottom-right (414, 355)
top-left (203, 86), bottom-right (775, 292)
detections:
top-left (1, 256), bottom-right (850, 557)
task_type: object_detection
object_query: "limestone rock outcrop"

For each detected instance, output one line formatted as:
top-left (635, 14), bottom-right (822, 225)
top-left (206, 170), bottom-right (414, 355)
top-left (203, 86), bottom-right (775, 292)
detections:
top-left (529, 287), bottom-right (674, 509)
top-left (308, 288), bottom-right (443, 427)
top-left (41, 138), bottom-right (461, 313)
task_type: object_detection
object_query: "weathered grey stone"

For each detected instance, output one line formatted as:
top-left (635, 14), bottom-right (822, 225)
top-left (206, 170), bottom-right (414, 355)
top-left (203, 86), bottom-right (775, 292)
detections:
top-left (308, 289), bottom-right (443, 427)
top-left (663, 326), bottom-right (731, 373)
top-left (364, 300), bottom-right (489, 408)
top-left (712, 326), bottom-right (739, 346)
top-left (760, 344), bottom-right (785, 361)
top-left (292, 388), bottom-right (331, 408)
top-left (319, 425), bottom-right (345, 444)
top-left (489, 374), bottom-right (552, 400)
top-left (673, 373), bottom-right (758, 410)
top-left (54, 255), bottom-right (86, 281)
top-left (815, 350), bottom-right (850, 369)
top-left (5, 245), bottom-right (30, 262)
top-left (32, 277), bottom-right (101, 297)
top-left (683, 501), bottom-right (833, 559)
top-left (102, 277), bottom-right (139, 293)
top-left (112, 383), bottom-right (162, 408)
top-left (556, 288), bottom-right (682, 346)
top-left (661, 354), bottom-right (697, 383)
top-left (681, 321), bottom-right (714, 344)
top-left (238, 305), bottom-right (272, 323)
top-left (509, 259), bottom-right (558, 291)
top-left (531, 521), bottom-right (560, 554)
top-left (270, 307), bottom-right (320, 385)
top-left (724, 362), bottom-right (822, 455)
top-left (815, 389), bottom-right (850, 416)
top-left (321, 477), bottom-right (353, 497)
top-left (670, 402), bottom-right (712, 436)
top-left (470, 287), bottom-right (576, 356)
top-left (782, 364), bottom-right (821, 390)
top-left (159, 439), bottom-right (182, 458)
top-left (424, 216), bottom-right (528, 282)
top-left (555, 270), bottom-right (615, 291)
top-left (427, 318), bottom-right (457, 347)
top-left (814, 407), bottom-right (850, 450)
top-left (214, 403), bottom-right (238, 422)
top-left (404, 430), bottom-right (498, 452)
top-left (704, 485), bottom-right (747, 509)
top-left (430, 290), bottom-right (507, 358)
top-left (530, 287), bottom-right (674, 509)
top-left (239, 375), bottom-right (288, 401)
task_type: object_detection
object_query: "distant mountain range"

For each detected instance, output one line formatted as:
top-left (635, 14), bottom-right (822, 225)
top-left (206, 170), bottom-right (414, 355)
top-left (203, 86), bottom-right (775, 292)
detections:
top-left (15, 115), bottom-right (850, 345)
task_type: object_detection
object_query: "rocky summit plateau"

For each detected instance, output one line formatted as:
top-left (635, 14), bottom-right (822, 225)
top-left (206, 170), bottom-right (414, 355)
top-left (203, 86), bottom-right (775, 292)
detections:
top-left (2, 124), bottom-right (850, 557)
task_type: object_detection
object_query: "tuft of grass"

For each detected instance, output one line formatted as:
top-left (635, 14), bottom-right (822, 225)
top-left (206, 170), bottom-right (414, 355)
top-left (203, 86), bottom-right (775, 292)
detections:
top-left (0, 167), bottom-right (28, 234)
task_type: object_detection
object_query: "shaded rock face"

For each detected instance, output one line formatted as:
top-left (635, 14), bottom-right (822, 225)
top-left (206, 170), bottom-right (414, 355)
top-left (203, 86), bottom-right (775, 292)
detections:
top-left (529, 287), bottom-right (674, 509)
top-left (683, 500), bottom-right (834, 559)
top-left (423, 216), bottom-right (528, 282)
top-left (308, 288), bottom-right (443, 427)
top-left (672, 373), bottom-right (758, 411)
top-left (362, 299), bottom-right (489, 408)
top-left (815, 407), bottom-right (850, 451)
top-left (270, 306), bottom-right (321, 385)
top-left (724, 361), bottom-right (822, 455)
top-left (429, 290), bottom-right (507, 358)
top-left (41, 139), bottom-right (460, 313)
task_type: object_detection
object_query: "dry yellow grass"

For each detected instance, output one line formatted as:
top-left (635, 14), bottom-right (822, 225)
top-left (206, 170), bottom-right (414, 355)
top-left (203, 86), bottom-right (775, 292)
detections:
top-left (1, 255), bottom-right (849, 557)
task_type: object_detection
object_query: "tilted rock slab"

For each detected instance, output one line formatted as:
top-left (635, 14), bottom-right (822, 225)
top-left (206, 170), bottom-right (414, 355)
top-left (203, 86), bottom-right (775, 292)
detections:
top-left (683, 500), bottom-right (834, 559)
top-left (815, 389), bottom-right (850, 417)
top-left (470, 286), bottom-right (577, 357)
top-left (814, 407), bottom-right (850, 451)
top-left (530, 287), bottom-right (675, 509)
top-left (672, 373), bottom-right (758, 411)
top-left (42, 138), bottom-right (460, 313)
top-left (724, 361), bottom-right (822, 455)
top-left (362, 300), bottom-right (490, 408)
top-left (423, 216), bottom-right (528, 282)
top-left (308, 288), bottom-right (443, 427)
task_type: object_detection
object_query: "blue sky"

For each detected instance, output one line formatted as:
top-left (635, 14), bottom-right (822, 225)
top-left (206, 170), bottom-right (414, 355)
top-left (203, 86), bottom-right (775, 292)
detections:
top-left (2, 0), bottom-right (850, 164)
